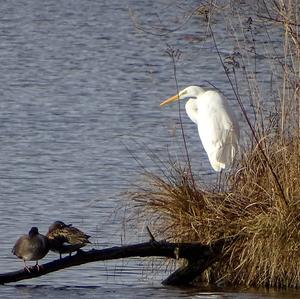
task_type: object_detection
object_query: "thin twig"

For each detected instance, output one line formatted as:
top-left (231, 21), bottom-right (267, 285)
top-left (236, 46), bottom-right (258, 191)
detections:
top-left (166, 46), bottom-right (196, 190)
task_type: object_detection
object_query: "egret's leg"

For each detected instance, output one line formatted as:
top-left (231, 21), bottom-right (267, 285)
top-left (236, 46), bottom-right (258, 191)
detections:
top-left (217, 170), bottom-right (223, 191)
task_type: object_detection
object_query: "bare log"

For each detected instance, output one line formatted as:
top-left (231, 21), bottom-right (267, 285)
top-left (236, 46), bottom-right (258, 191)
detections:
top-left (0, 238), bottom-right (233, 285)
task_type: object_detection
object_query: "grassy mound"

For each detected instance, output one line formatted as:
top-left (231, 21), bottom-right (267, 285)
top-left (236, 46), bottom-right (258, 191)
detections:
top-left (130, 135), bottom-right (299, 287)
top-left (129, 1), bottom-right (300, 288)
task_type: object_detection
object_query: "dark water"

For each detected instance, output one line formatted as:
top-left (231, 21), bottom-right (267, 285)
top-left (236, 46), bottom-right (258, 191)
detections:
top-left (0, 0), bottom-right (298, 298)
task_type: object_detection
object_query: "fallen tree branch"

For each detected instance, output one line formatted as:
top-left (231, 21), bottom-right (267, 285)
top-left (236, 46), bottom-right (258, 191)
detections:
top-left (0, 238), bottom-right (234, 285)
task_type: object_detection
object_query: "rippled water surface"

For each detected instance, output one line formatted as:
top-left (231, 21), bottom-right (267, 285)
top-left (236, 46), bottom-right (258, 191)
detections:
top-left (0, 0), bottom-right (298, 298)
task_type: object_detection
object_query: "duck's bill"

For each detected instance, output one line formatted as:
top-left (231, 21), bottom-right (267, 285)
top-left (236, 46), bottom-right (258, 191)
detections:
top-left (160, 94), bottom-right (180, 107)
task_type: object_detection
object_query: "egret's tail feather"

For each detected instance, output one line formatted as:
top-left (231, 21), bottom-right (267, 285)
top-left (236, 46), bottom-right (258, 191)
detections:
top-left (211, 161), bottom-right (226, 172)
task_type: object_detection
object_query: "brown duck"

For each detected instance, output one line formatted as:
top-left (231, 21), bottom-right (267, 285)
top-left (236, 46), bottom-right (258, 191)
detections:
top-left (12, 227), bottom-right (49, 271)
top-left (47, 221), bottom-right (91, 258)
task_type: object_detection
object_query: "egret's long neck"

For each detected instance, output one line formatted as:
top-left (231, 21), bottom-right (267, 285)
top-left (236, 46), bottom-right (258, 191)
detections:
top-left (185, 99), bottom-right (198, 124)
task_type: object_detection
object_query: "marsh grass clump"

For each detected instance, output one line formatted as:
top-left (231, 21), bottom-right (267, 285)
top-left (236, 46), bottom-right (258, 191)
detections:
top-left (130, 133), bottom-right (300, 287)
top-left (129, 0), bottom-right (299, 289)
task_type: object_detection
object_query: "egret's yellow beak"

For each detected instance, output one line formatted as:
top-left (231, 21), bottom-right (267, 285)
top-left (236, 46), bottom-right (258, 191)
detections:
top-left (160, 93), bottom-right (180, 107)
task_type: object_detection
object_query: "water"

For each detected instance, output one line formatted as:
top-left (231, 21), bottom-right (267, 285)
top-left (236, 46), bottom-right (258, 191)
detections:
top-left (0, 0), bottom-right (298, 298)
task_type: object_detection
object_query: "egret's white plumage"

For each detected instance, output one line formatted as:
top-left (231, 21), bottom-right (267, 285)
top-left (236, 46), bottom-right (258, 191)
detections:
top-left (160, 86), bottom-right (239, 172)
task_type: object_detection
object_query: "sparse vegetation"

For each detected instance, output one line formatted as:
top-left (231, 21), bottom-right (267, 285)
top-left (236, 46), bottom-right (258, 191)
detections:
top-left (129, 1), bottom-right (300, 288)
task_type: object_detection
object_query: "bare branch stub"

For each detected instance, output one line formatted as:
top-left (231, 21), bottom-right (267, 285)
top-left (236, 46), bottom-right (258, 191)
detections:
top-left (146, 226), bottom-right (156, 242)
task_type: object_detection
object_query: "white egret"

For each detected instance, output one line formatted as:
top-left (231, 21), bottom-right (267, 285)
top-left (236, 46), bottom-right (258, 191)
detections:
top-left (160, 86), bottom-right (239, 172)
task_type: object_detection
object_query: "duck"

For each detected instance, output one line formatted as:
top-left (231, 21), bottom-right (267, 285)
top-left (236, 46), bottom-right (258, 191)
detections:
top-left (12, 227), bottom-right (49, 271)
top-left (46, 221), bottom-right (91, 259)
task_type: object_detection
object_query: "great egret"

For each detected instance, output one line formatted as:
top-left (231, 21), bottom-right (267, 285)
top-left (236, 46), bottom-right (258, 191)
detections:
top-left (160, 86), bottom-right (239, 172)
top-left (12, 227), bottom-right (49, 270)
